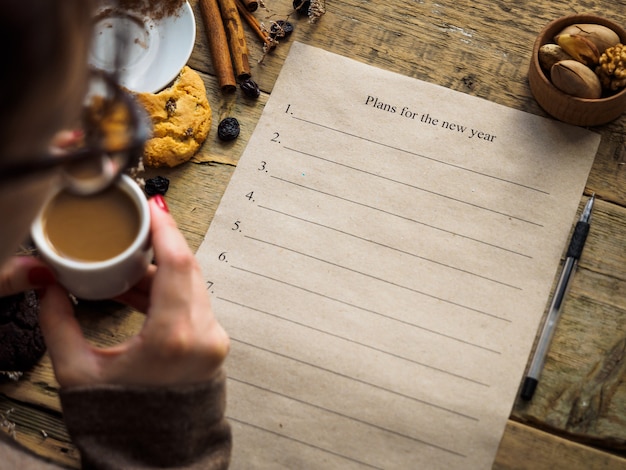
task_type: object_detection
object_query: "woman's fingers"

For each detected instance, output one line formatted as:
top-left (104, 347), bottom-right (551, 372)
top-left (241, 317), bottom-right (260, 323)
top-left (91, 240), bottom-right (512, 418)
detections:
top-left (144, 197), bottom-right (201, 320)
top-left (113, 264), bottom-right (157, 312)
top-left (0, 256), bottom-right (56, 297)
top-left (37, 284), bottom-right (95, 386)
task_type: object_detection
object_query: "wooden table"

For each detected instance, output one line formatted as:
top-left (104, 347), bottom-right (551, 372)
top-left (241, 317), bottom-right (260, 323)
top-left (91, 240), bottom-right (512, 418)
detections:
top-left (2, 1), bottom-right (626, 468)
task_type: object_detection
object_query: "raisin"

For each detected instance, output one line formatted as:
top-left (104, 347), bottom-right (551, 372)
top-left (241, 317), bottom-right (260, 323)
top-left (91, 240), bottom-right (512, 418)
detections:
top-left (240, 78), bottom-right (261, 99)
top-left (144, 176), bottom-right (170, 196)
top-left (165, 98), bottom-right (176, 116)
top-left (270, 20), bottom-right (294, 39)
top-left (218, 117), bottom-right (240, 141)
top-left (184, 127), bottom-right (194, 137)
top-left (293, 0), bottom-right (310, 15)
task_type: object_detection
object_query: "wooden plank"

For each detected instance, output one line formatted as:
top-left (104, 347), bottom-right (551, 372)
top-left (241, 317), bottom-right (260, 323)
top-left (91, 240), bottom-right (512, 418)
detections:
top-left (494, 420), bottom-right (626, 469)
top-left (0, 394), bottom-right (78, 468)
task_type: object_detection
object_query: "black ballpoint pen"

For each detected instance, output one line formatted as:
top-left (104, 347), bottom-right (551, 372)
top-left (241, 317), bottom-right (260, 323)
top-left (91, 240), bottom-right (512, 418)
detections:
top-left (520, 194), bottom-right (595, 401)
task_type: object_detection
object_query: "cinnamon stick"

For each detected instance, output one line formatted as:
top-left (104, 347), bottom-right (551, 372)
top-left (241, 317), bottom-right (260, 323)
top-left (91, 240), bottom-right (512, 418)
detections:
top-left (199, 0), bottom-right (236, 92)
top-left (241, 0), bottom-right (258, 12)
top-left (218, 0), bottom-right (251, 80)
top-left (235, 0), bottom-right (275, 51)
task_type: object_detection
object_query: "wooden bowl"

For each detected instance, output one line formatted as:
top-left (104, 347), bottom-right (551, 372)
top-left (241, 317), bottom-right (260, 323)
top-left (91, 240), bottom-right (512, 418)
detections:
top-left (529, 14), bottom-right (626, 126)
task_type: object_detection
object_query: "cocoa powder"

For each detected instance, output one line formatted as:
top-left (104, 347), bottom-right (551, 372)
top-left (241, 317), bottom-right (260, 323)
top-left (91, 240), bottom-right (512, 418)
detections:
top-left (116, 0), bottom-right (185, 20)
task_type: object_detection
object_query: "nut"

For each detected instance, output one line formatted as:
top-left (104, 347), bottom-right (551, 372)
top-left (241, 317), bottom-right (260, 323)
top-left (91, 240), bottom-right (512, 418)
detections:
top-left (556, 23), bottom-right (620, 54)
top-left (539, 43), bottom-right (573, 70)
top-left (596, 43), bottom-right (626, 91)
top-left (556, 34), bottom-right (600, 66)
top-left (550, 59), bottom-right (602, 99)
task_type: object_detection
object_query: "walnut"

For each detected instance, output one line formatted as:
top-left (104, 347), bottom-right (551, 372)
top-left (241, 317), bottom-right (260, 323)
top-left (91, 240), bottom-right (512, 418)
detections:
top-left (595, 43), bottom-right (626, 91)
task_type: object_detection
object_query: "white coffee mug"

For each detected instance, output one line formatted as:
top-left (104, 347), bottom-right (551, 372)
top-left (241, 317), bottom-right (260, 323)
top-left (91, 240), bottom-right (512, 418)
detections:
top-left (31, 174), bottom-right (152, 300)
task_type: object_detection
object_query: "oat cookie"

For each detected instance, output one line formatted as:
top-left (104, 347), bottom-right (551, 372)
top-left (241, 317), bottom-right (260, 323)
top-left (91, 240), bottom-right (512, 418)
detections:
top-left (134, 66), bottom-right (212, 167)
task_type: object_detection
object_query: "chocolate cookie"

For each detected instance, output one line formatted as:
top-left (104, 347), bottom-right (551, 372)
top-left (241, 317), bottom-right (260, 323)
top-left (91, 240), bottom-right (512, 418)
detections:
top-left (0, 291), bottom-right (46, 372)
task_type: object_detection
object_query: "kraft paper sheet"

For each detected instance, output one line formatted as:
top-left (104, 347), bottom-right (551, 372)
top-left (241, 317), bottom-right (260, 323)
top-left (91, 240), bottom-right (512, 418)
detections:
top-left (196, 42), bottom-right (600, 469)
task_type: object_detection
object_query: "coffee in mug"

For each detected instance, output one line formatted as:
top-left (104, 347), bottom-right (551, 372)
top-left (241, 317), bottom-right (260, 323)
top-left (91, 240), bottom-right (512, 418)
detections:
top-left (43, 185), bottom-right (140, 262)
top-left (31, 174), bottom-right (152, 300)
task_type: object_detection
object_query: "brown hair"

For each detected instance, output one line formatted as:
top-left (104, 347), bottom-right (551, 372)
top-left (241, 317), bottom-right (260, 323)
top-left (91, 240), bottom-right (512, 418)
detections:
top-left (0, 0), bottom-right (94, 161)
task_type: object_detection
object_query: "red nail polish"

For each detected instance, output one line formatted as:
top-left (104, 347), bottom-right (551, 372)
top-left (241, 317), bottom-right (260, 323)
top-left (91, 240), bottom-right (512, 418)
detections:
top-left (28, 267), bottom-right (56, 286)
top-left (152, 194), bottom-right (169, 213)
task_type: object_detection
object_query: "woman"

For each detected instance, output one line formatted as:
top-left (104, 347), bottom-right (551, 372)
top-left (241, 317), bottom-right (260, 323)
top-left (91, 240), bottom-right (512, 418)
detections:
top-left (0, 1), bottom-right (231, 468)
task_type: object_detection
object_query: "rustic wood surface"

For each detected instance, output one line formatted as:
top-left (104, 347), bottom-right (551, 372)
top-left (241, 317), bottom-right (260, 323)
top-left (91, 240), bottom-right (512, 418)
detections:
top-left (2, 0), bottom-right (626, 468)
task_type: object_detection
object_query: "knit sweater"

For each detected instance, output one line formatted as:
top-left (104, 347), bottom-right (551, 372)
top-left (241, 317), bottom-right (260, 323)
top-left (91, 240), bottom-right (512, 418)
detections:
top-left (0, 369), bottom-right (231, 469)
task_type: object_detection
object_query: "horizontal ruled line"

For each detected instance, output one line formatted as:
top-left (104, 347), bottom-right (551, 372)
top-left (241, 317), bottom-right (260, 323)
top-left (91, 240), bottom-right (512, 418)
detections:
top-left (229, 266), bottom-right (502, 353)
top-left (242, 236), bottom-right (511, 322)
top-left (259, 204), bottom-right (522, 291)
top-left (292, 115), bottom-right (549, 195)
top-left (285, 146), bottom-right (543, 227)
top-left (229, 376), bottom-right (468, 460)
top-left (230, 337), bottom-right (480, 422)
top-left (220, 297), bottom-right (494, 383)
top-left (270, 175), bottom-right (532, 259)
top-left (227, 417), bottom-right (385, 469)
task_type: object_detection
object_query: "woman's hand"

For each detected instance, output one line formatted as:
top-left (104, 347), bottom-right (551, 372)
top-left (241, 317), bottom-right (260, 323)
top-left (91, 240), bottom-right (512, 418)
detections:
top-left (0, 255), bottom-right (56, 297)
top-left (38, 195), bottom-right (230, 388)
